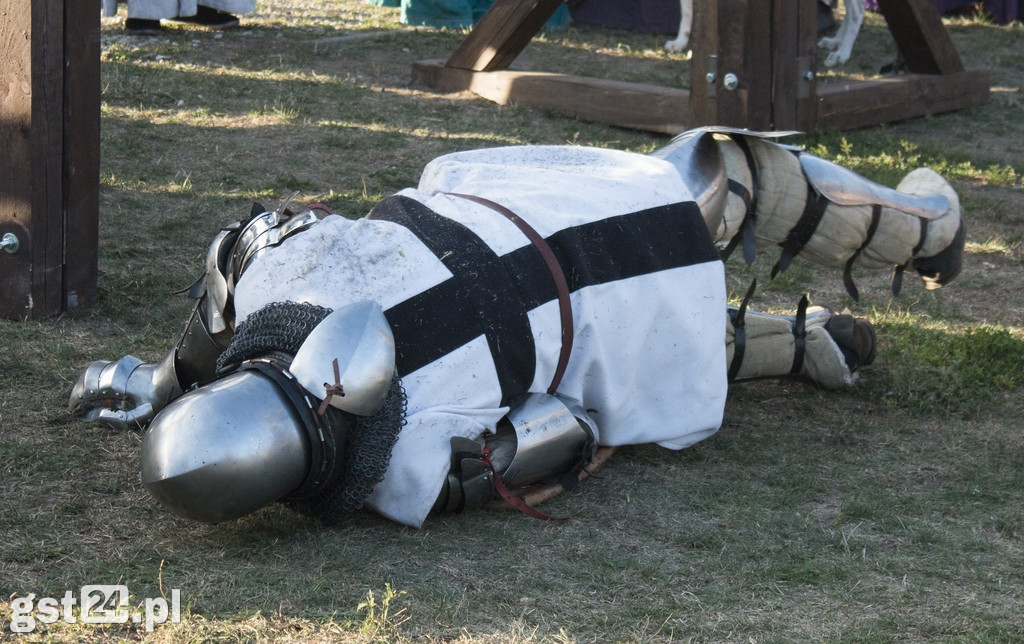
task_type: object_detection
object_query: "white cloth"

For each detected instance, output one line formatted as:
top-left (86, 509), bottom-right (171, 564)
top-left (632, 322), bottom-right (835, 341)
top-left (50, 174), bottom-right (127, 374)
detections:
top-left (235, 146), bottom-right (728, 527)
top-left (125, 0), bottom-right (255, 20)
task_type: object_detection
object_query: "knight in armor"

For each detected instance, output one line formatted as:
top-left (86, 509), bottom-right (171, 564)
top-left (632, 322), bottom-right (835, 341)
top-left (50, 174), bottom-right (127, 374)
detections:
top-left (68, 128), bottom-right (964, 528)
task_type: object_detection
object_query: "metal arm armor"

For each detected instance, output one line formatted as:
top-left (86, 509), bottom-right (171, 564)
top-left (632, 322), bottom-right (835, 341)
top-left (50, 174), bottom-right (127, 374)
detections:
top-left (432, 393), bottom-right (597, 515)
top-left (68, 203), bottom-right (320, 429)
top-left (168, 203), bottom-right (323, 388)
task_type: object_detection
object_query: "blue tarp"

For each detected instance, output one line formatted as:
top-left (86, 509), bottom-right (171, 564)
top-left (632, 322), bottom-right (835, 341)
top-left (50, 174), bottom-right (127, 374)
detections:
top-left (369, 0), bottom-right (571, 29)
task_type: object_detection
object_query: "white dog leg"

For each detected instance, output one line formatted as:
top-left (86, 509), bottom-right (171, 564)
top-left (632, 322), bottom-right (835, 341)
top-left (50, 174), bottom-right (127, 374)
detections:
top-left (664, 0), bottom-right (693, 53)
top-left (819, 0), bottom-right (865, 67)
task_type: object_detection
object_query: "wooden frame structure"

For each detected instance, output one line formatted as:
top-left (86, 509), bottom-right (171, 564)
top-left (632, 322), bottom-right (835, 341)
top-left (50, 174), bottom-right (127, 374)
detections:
top-left (0, 1), bottom-right (100, 319)
top-left (412, 0), bottom-right (990, 134)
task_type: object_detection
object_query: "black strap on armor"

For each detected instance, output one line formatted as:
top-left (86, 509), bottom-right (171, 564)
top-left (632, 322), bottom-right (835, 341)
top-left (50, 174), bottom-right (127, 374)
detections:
top-left (842, 204), bottom-right (882, 301)
top-left (772, 185), bottom-right (830, 280)
top-left (891, 216), bottom-right (930, 296)
top-left (727, 279), bottom-right (758, 382)
top-left (790, 295), bottom-right (810, 375)
top-left (719, 136), bottom-right (760, 266)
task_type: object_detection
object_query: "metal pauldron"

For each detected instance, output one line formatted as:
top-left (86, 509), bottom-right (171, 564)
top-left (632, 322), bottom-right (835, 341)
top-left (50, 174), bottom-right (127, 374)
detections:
top-left (230, 208), bottom-right (320, 284)
top-left (174, 205), bottom-right (320, 393)
top-left (200, 205), bottom-right (321, 337)
top-left (432, 393), bottom-right (597, 514)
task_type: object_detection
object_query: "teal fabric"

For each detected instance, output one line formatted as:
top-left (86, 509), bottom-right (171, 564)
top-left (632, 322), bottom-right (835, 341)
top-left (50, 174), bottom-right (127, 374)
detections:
top-left (368, 0), bottom-right (571, 29)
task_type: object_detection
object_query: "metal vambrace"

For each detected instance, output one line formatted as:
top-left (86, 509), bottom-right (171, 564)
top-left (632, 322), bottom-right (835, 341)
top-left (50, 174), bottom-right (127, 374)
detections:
top-left (653, 128), bottom-right (965, 299)
top-left (432, 393), bottom-right (597, 515)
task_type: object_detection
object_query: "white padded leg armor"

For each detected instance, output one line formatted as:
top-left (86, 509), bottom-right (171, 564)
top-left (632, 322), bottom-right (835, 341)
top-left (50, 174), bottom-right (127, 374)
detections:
top-left (708, 132), bottom-right (965, 299)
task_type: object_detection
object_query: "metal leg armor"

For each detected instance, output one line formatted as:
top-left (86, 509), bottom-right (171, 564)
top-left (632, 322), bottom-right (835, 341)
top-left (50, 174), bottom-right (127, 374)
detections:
top-left (652, 128), bottom-right (965, 298)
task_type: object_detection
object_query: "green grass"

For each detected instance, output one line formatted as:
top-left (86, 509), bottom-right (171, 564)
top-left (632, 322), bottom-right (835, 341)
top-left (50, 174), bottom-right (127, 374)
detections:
top-left (2, 1), bottom-right (1024, 641)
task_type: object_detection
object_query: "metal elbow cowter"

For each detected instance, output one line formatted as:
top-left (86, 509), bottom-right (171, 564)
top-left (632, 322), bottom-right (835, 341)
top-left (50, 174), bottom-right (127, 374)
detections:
top-left (431, 393), bottom-right (597, 516)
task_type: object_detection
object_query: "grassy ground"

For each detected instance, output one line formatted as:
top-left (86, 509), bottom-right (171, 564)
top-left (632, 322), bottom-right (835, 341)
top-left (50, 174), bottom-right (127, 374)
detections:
top-left (2, 2), bottom-right (1023, 641)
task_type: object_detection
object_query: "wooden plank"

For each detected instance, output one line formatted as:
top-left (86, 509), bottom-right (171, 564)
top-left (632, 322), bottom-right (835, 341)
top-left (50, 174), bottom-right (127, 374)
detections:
top-left (691, 0), bottom-right (773, 130)
top-left (413, 60), bottom-right (691, 134)
top-left (445, 0), bottom-right (565, 72)
top-left (771, 0), bottom-right (801, 131)
top-left (816, 69), bottom-right (989, 131)
top-left (62, 0), bottom-right (101, 311)
top-left (0, 0), bottom-right (35, 318)
top-left (747, 0), bottom-right (774, 130)
top-left (716, 0), bottom-right (758, 128)
top-left (877, 0), bottom-right (964, 75)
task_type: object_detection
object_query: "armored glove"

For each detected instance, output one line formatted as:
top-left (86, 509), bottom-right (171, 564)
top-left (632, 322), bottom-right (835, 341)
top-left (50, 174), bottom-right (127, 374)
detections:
top-left (68, 354), bottom-right (180, 429)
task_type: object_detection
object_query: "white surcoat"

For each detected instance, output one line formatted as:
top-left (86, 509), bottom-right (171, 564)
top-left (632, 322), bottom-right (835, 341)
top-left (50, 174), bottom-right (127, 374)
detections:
top-left (234, 146), bottom-right (728, 527)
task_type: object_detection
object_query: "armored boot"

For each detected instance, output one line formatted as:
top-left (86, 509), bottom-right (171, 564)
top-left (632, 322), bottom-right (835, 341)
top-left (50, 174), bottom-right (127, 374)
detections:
top-left (725, 286), bottom-right (876, 389)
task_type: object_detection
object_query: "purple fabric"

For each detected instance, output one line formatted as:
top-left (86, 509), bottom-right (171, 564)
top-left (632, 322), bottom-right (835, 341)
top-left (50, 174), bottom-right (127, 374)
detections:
top-left (865, 0), bottom-right (1020, 23)
top-left (572, 0), bottom-right (1020, 31)
top-left (568, 0), bottom-right (680, 35)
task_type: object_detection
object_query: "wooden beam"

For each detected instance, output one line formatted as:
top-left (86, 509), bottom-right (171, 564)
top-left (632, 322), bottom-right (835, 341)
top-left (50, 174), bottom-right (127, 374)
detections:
top-left (691, 0), bottom-right (774, 130)
top-left (445, 0), bottom-right (564, 72)
top-left (32, 0), bottom-right (65, 315)
top-left (688, 0), bottom-right (720, 126)
top-left (1, 0), bottom-right (99, 319)
top-left (413, 60), bottom-right (691, 134)
top-left (771, 0), bottom-right (819, 131)
top-left (877, 0), bottom-right (964, 74)
top-left (816, 69), bottom-right (989, 131)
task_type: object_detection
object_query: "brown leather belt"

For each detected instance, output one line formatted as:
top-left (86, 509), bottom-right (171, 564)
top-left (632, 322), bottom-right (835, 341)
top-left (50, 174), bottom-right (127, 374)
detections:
top-left (446, 193), bottom-right (574, 395)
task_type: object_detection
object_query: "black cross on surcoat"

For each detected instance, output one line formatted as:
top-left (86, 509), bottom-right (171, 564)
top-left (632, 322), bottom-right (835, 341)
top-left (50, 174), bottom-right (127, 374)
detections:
top-left (368, 195), bottom-right (718, 403)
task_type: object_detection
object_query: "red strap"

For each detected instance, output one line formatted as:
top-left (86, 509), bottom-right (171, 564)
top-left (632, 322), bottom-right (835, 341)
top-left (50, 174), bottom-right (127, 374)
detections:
top-left (481, 448), bottom-right (568, 522)
top-left (445, 193), bottom-right (574, 395)
top-left (306, 202), bottom-right (333, 215)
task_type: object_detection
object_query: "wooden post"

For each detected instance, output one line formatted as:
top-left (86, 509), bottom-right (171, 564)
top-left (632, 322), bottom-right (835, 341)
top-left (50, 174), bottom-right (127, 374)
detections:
top-left (691, 0), bottom-right (773, 130)
top-left (0, 0), bottom-right (100, 320)
top-left (771, 0), bottom-right (819, 131)
top-left (445, 0), bottom-right (565, 71)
